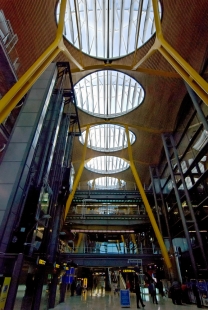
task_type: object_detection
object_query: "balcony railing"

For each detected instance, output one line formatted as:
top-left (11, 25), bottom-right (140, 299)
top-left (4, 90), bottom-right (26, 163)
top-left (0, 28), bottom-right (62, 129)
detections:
top-left (59, 244), bottom-right (161, 255)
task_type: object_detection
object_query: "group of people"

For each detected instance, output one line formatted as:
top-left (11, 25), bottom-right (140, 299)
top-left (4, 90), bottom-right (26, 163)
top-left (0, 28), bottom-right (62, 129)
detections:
top-left (70, 277), bottom-right (202, 309)
top-left (169, 279), bottom-right (201, 307)
top-left (135, 279), bottom-right (165, 306)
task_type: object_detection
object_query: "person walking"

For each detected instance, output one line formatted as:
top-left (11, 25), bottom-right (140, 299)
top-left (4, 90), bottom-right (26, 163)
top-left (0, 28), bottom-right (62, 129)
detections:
top-left (135, 281), bottom-right (145, 309)
top-left (149, 280), bottom-right (158, 304)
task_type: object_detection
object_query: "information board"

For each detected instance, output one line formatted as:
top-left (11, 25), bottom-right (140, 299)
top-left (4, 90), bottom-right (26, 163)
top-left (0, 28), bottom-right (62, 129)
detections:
top-left (120, 289), bottom-right (130, 307)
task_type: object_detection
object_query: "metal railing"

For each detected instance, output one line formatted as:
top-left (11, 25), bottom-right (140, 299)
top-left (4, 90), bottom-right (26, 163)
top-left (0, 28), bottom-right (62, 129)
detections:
top-left (69, 206), bottom-right (147, 216)
top-left (61, 245), bottom-right (161, 255)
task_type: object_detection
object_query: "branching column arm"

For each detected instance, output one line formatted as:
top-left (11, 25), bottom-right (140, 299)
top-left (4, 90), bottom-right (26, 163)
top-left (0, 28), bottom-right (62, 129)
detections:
top-left (0, 0), bottom-right (83, 124)
top-left (125, 125), bottom-right (172, 270)
top-left (133, 0), bottom-right (208, 105)
top-left (152, 0), bottom-right (208, 105)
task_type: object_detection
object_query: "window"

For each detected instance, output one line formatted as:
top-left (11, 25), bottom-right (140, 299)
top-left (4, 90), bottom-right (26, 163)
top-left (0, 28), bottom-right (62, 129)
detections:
top-left (88, 177), bottom-right (126, 190)
top-left (85, 156), bottom-right (129, 174)
top-left (57, 0), bottom-right (161, 59)
top-left (75, 70), bottom-right (144, 118)
top-left (79, 124), bottom-right (136, 152)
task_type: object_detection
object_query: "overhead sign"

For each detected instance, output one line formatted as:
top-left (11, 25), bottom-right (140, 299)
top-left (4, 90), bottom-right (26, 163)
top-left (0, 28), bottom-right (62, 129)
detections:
top-left (128, 259), bottom-right (142, 264)
top-left (83, 278), bottom-right (88, 288)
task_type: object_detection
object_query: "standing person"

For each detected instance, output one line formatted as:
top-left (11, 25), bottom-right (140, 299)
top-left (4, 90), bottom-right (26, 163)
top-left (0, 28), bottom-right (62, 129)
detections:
top-left (192, 283), bottom-right (202, 308)
top-left (135, 281), bottom-right (145, 309)
top-left (76, 283), bottom-right (82, 295)
top-left (70, 280), bottom-right (76, 296)
top-left (157, 279), bottom-right (165, 297)
top-left (171, 279), bottom-right (182, 305)
top-left (126, 280), bottom-right (131, 290)
top-left (181, 282), bottom-right (190, 304)
top-left (149, 280), bottom-right (158, 304)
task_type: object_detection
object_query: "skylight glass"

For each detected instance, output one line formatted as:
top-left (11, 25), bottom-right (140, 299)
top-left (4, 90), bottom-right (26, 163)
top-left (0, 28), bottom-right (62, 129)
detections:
top-left (57, 0), bottom-right (161, 59)
top-left (85, 156), bottom-right (129, 174)
top-left (79, 124), bottom-right (136, 152)
top-left (88, 177), bottom-right (126, 190)
top-left (75, 70), bottom-right (144, 118)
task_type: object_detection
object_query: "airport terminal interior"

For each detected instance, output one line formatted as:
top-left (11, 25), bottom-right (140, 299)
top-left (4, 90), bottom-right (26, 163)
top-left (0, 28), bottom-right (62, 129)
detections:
top-left (0, 0), bottom-right (208, 309)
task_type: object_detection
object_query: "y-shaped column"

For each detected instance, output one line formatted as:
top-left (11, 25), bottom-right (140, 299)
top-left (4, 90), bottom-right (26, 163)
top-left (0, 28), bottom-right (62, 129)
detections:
top-left (0, 0), bottom-right (83, 124)
top-left (125, 126), bottom-right (172, 271)
top-left (133, 0), bottom-right (208, 106)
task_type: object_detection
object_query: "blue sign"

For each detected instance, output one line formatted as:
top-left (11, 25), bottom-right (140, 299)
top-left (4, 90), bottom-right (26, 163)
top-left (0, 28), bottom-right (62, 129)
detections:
top-left (70, 267), bottom-right (75, 274)
top-left (120, 289), bottom-right (131, 307)
top-left (62, 274), bottom-right (70, 284)
top-left (69, 275), bottom-right (74, 284)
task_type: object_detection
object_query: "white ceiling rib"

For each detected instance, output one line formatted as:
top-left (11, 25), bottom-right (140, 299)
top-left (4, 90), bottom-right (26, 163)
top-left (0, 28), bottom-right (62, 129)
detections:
top-left (75, 70), bottom-right (144, 118)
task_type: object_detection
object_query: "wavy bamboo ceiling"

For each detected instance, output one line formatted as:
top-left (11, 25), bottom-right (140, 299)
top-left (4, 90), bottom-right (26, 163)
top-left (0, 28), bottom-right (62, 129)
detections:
top-left (1, 0), bottom-right (208, 188)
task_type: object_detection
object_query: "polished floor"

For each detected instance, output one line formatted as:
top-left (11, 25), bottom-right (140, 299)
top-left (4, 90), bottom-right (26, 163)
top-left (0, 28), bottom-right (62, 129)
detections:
top-left (50, 290), bottom-right (199, 310)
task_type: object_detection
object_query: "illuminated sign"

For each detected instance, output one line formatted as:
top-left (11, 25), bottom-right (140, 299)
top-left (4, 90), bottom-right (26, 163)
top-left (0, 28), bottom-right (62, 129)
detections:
top-left (38, 259), bottom-right (46, 265)
top-left (123, 269), bottom-right (135, 273)
top-left (54, 262), bottom-right (60, 269)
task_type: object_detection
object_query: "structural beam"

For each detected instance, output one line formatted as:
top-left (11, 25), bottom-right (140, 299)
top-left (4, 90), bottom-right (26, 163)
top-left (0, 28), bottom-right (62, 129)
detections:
top-left (0, 0), bottom-right (83, 124)
top-left (132, 0), bottom-right (208, 106)
top-left (125, 125), bottom-right (172, 270)
top-left (132, 38), bottom-right (161, 70)
top-left (71, 65), bottom-right (180, 78)
top-left (81, 121), bottom-right (169, 134)
top-left (64, 126), bottom-right (89, 219)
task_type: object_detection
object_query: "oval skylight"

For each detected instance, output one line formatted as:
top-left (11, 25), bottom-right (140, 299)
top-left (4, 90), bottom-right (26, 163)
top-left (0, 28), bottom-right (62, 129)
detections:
top-left (75, 70), bottom-right (144, 118)
top-left (79, 124), bottom-right (136, 152)
top-left (57, 0), bottom-right (161, 59)
top-left (88, 177), bottom-right (126, 190)
top-left (85, 156), bottom-right (129, 174)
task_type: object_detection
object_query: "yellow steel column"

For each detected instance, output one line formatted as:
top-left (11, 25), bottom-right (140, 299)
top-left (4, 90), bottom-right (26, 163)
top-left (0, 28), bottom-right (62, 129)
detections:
top-left (130, 234), bottom-right (138, 254)
top-left (0, 47), bottom-right (60, 123)
top-left (125, 126), bottom-right (172, 270)
top-left (121, 235), bottom-right (127, 253)
top-left (151, 0), bottom-right (208, 105)
top-left (75, 233), bottom-right (84, 253)
top-left (0, 0), bottom-right (83, 124)
top-left (133, 0), bottom-right (208, 105)
top-left (0, 0), bottom-right (66, 123)
top-left (158, 43), bottom-right (208, 105)
top-left (64, 126), bottom-right (89, 219)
